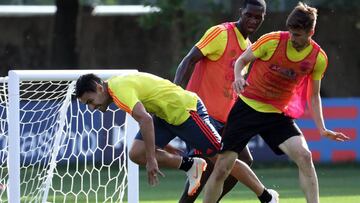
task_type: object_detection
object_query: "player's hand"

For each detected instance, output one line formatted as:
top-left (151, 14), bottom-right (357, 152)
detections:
top-left (232, 76), bottom-right (249, 94)
top-left (321, 129), bottom-right (350, 142)
top-left (146, 158), bottom-right (165, 186)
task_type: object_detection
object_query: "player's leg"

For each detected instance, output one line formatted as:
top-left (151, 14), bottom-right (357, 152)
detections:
top-left (179, 151), bottom-right (248, 203)
top-left (130, 139), bottom-right (207, 195)
top-left (212, 118), bottom-right (254, 199)
top-left (206, 117), bottom-right (247, 201)
top-left (177, 98), bottom-right (277, 202)
top-left (237, 145), bottom-right (253, 167)
top-left (129, 116), bottom-right (204, 172)
top-left (203, 99), bottom-right (279, 203)
top-left (260, 114), bottom-right (318, 203)
top-left (217, 146), bottom-right (253, 200)
top-left (205, 152), bottom-right (278, 203)
top-left (171, 102), bottom-right (222, 196)
top-left (178, 116), bottom-right (248, 202)
top-left (129, 116), bottom-right (182, 168)
top-left (178, 154), bottom-right (241, 203)
top-left (178, 156), bottom-right (213, 203)
top-left (203, 151), bottom-right (238, 203)
top-left (130, 140), bottom-right (183, 168)
top-left (279, 136), bottom-right (319, 203)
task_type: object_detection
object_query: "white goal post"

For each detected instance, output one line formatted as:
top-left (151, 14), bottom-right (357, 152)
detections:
top-left (4, 69), bottom-right (140, 203)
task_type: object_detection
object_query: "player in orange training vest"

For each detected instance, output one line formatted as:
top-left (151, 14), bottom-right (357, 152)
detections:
top-left (203, 2), bottom-right (350, 203)
top-left (174, 0), bottom-right (268, 202)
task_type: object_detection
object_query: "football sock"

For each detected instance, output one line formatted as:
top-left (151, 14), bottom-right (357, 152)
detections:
top-left (258, 188), bottom-right (272, 203)
top-left (179, 157), bottom-right (194, 171)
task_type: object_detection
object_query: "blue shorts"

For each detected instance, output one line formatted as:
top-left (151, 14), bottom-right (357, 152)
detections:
top-left (135, 100), bottom-right (222, 156)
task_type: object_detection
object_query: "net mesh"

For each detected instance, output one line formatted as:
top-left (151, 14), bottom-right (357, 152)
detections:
top-left (0, 78), bottom-right (9, 201)
top-left (1, 78), bottom-right (129, 202)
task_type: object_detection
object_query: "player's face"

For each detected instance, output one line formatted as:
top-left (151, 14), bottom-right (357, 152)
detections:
top-left (240, 4), bottom-right (265, 35)
top-left (79, 84), bottom-right (109, 112)
top-left (288, 28), bottom-right (312, 51)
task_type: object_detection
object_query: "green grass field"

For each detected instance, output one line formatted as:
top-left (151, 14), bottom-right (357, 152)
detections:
top-left (6, 164), bottom-right (359, 202)
top-left (138, 164), bottom-right (360, 203)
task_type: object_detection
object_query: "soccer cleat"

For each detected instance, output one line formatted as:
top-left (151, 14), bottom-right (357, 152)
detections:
top-left (186, 157), bottom-right (207, 196)
top-left (268, 189), bottom-right (279, 203)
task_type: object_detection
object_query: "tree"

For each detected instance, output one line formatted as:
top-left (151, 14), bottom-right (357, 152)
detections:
top-left (139, 0), bottom-right (226, 74)
top-left (51, 0), bottom-right (79, 68)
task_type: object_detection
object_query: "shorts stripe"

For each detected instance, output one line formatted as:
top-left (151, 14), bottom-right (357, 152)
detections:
top-left (190, 111), bottom-right (220, 149)
top-left (190, 111), bottom-right (221, 150)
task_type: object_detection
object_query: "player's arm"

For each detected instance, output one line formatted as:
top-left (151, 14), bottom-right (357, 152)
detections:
top-left (233, 32), bottom-right (280, 94)
top-left (307, 50), bottom-right (349, 142)
top-left (233, 48), bottom-right (256, 94)
top-left (174, 25), bottom-right (225, 86)
top-left (173, 47), bottom-right (204, 87)
top-left (307, 79), bottom-right (350, 142)
top-left (132, 101), bottom-right (163, 186)
top-left (307, 79), bottom-right (325, 133)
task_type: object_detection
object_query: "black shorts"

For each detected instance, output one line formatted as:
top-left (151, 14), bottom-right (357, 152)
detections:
top-left (221, 98), bottom-right (302, 155)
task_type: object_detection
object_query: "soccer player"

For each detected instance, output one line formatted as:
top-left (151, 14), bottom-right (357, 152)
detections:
top-left (173, 0), bottom-right (266, 202)
top-left (75, 72), bottom-right (278, 203)
top-left (202, 2), bottom-right (350, 203)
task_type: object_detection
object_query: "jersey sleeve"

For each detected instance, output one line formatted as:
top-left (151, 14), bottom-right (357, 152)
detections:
top-left (251, 32), bottom-right (281, 61)
top-left (108, 79), bottom-right (140, 114)
top-left (311, 49), bottom-right (328, 80)
top-left (195, 25), bottom-right (227, 60)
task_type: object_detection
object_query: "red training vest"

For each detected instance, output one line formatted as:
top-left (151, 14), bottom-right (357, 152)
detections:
top-left (187, 22), bottom-right (247, 123)
top-left (242, 31), bottom-right (320, 118)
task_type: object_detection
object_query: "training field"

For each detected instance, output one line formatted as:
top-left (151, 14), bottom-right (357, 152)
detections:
top-left (15, 164), bottom-right (358, 202)
top-left (137, 164), bottom-right (360, 203)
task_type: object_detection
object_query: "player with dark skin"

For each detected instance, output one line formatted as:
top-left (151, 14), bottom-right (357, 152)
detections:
top-left (174, 0), bottom-right (266, 202)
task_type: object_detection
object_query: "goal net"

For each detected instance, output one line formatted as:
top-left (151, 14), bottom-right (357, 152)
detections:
top-left (1, 70), bottom-right (139, 203)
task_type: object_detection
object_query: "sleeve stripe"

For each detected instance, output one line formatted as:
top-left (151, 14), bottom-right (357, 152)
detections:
top-left (197, 27), bottom-right (223, 49)
top-left (251, 35), bottom-right (280, 51)
top-left (108, 88), bottom-right (132, 114)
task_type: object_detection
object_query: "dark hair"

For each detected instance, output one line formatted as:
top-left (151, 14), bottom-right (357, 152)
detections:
top-left (243, 0), bottom-right (266, 10)
top-left (286, 2), bottom-right (317, 32)
top-left (75, 73), bottom-right (103, 98)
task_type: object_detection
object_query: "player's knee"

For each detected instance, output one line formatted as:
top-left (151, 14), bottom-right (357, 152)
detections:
top-left (295, 148), bottom-right (313, 166)
top-left (129, 146), bottom-right (143, 164)
top-left (128, 148), bottom-right (138, 163)
top-left (213, 165), bottom-right (231, 182)
top-left (129, 140), bottom-right (147, 164)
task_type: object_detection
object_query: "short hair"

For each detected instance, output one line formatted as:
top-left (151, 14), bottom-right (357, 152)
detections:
top-left (242, 0), bottom-right (266, 10)
top-left (75, 73), bottom-right (103, 98)
top-left (286, 2), bottom-right (317, 32)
